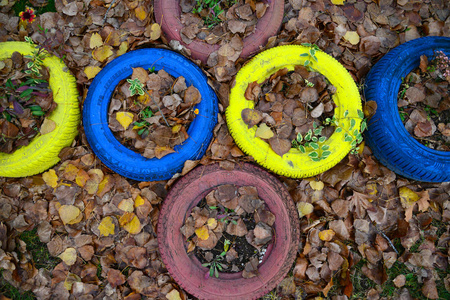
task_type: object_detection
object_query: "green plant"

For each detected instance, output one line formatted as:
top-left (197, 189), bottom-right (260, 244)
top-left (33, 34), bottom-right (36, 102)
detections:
top-left (210, 205), bottom-right (239, 225)
top-left (133, 106), bottom-right (154, 137)
top-left (0, 271), bottom-right (36, 300)
top-left (399, 107), bottom-right (408, 121)
top-left (201, 239), bottom-right (231, 278)
top-left (292, 121), bottom-right (330, 162)
top-left (19, 228), bottom-right (61, 270)
top-left (192, 0), bottom-right (237, 28)
top-left (300, 43), bottom-right (320, 72)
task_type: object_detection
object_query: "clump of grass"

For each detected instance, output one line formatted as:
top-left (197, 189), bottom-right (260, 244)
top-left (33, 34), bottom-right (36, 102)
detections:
top-left (19, 228), bottom-right (60, 270)
top-left (0, 273), bottom-right (36, 300)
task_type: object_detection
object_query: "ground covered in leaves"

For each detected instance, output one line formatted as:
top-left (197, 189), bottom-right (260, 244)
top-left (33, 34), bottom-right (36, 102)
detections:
top-left (0, 0), bottom-right (449, 299)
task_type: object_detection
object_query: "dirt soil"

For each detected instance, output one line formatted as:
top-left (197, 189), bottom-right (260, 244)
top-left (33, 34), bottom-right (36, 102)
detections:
top-left (0, 0), bottom-right (449, 299)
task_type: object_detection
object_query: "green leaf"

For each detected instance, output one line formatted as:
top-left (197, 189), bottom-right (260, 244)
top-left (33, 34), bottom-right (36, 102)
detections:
top-left (311, 157), bottom-right (322, 162)
top-left (350, 118), bottom-right (356, 130)
top-left (351, 140), bottom-right (357, 148)
top-left (304, 60), bottom-right (310, 66)
top-left (305, 129), bottom-right (312, 141)
top-left (344, 110), bottom-right (349, 118)
top-left (231, 220), bottom-right (237, 225)
top-left (335, 127), bottom-right (343, 133)
top-left (360, 120), bottom-right (367, 133)
top-left (202, 263), bottom-right (210, 267)
top-left (308, 151), bottom-right (319, 158)
top-left (301, 43), bottom-right (312, 47)
top-left (357, 109), bottom-right (364, 119)
top-left (321, 144), bottom-right (330, 151)
top-left (138, 128), bottom-right (146, 135)
top-left (322, 150), bottom-right (331, 158)
top-left (210, 267), bottom-right (214, 277)
top-left (310, 142), bottom-right (319, 150)
top-left (29, 105), bottom-right (42, 111)
top-left (296, 133), bottom-right (303, 143)
top-left (344, 135), bottom-right (353, 142)
top-left (214, 267), bottom-right (219, 278)
top-left (298, 145), bottom-right (306, 153)
top-left (313, 121), bottom-right (317, 128)
top-left (299, 53), bottom-right (309, 57)
top-left (209, 206), bottom-right (218, 209)
top-left (312, 136), bottom-right (318, 142)
top-left (31, 110), bottom-right (45, 116)
top-left (217, 264), bottom-right (223, 271)
top-left (314, 128), bottom-right (322, 135)
top-left (319, 136), bottom-right (327, 143)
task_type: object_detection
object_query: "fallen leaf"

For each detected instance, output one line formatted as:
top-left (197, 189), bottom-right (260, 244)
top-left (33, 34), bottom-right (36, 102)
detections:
top-left (59, 205), bottom-right (82, 225)
top-left (92, 45), bottom-right (114, 62)
top-left (117, 41), bottom-right (128, 56)
top-left (116, 112), bottom-right (134, 130)
top-left (241, 108), bottom-right (263, 128)
top-left (297, 202), bottom-right (314, 218)
top-left (195, 225), bottom-right (209, 241)
top-left (76, 169), bottom-right (90, 187)
top-left (120, 213), bottom-right (141, 234)
top-left (206, 218), bottom-right (217, 230)
top-left (98, 216), bottom-right (116, 237)
top-left (107, 269), bottom-right (126, 288)
top-left (310, 181), bottom-right (324, 191)
top-left (134, 6), bottom-right (147, 21)
top-left (331, 0), bottom-right (345, 5)
top-left (268, 137), bottom-right (291, 156)
top-left (154, 146), bottom-right (175, 159)
top-left (166, 289), bottom-right (182, 300)
top-left (118, 198), bottom-right (135, 212)
top-left (148, 23), bottom-right (161, 40)
top-left (319, 229), bottom-right (335, 241)
top-left (343, 31), bottom-right (360, 45)
top-left (40, 118), bottom-right (56, 135)
top-left (84, 66), bottom-right (102, 80)
top-left (131, 67), bottom-right (149, 83)
top-left (90, 33), bottom-right (103, 49)
top-left (255, 123), bottom-right (274, 139)
top-left (58, 247), bottom-right (77, 266)
top-left (42, 169), bottom-right (58, 188)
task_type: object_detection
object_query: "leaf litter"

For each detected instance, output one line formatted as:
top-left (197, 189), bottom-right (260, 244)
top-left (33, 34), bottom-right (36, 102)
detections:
top-left (0, 0), bottom-right (449, 299)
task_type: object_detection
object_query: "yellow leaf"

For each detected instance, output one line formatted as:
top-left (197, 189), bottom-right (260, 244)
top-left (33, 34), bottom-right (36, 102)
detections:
top-left (59, 205), bottom-right (82, 225)
top-left (134, 195), bottom-right (145, 207)
top-left (255, 123), bottom-right (274, 139)
top-left (399, 187), bottom-right (419, 209)
top-left (84, 66), bottom-right (102, 80)
top-left (90, 33), bottom-right (103, 49)
top-left (195, 225), bottom-right (209, 241)
top-left (92, 45), bottom-right (113, 62)
top-left (42, 169), bottom-right (58, 188)
top-left (58, 248), bottom-right (77, 266)
top-left (40, 118), bottom-right (56, 135)
top-left (118, 198), bottom-right (134, 212)
top-left (166, 289), bottom-right (182, 300)
top-left (137, 93), bottom-right (150, 105)
top-left (135, 5), bottom-right (147, 21)
top-left (148, 23), bottom-right (161, 40)
top-left (187, 240), bottom-right (196, 253)
top-left (172, 124), bottom-right (182, 134)
top-left (310, 181), bottom-right (324, 191)
top-left (116, 112), bottom-right (134, 130)
top-left (297, 202), bottom-right (314, 218)
top-left (319, 229), bottom-right (335, 241)
top-left (117, 41), bottom-right (128, 56)
top-left (63, 273), bottom-right (81, 291)
top-left (343, 31), bottom-right (360, 45)
top-left (206, 218), bottom-right (217, 230)
top-left (98, 216), bottom-right (115, 237)
top-left (63, 163), bottom-right (79, 181)
top-left (331, 0), bottom-right (345, 5)
top-left (76, 169), bottom-right (90, 187)
top-left (97, 175), bottom-right (112, 196)
top-left (84, 179), bottom-right (99, 195)
top-left (154, 146), bottom-right (175, 159)
top-left (120, 213), bottom-right (141, 234)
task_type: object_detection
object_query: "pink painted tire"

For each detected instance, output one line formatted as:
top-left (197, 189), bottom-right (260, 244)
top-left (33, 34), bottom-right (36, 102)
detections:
top-left (154, 0), bottom-right (284, 64)
top-left (157, 163), bottom-right (300, 300)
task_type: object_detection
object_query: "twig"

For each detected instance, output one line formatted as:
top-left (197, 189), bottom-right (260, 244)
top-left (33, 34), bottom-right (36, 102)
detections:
top-left (102, 0), bottom-right (118, 26)
top-left (373, 223), bottom-right (399, 255)
top-left (145, 90), bottom-right (170, 127)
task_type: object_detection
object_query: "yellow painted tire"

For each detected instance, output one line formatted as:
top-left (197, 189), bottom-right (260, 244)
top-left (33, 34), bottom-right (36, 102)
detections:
top-left (0, 42), bottom-right (80, 177)
top-left (226, 45), bottom-right (362, 178)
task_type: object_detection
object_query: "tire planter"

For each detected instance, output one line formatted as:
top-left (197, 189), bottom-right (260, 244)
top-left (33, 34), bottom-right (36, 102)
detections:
top-left (0, 41), bottom-right (80, 177)
top-left (83, 48), bottom-right (218, 181)
top-left (226, 45), bottom-right (362, 178)
top-left (154, 0), bottom-right (284, 64)
top-left (158, 163), bottom-right (300, 300)
top-left (364, 36), bottom-right (450, 182)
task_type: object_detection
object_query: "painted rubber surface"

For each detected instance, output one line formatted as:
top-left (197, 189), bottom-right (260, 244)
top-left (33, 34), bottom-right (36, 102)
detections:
top-left (154, 0), bottom-right (284, 64)
top-left (0, 42), bottom-right (80, 177)
top-left (83, 48), bottom-right (218, 181)
top-left (226, 45), bottom-right (362, 178)
top-left (158, 163), bottom-right (300, 300)
top-left (364, 36), bottom-right (450, 182)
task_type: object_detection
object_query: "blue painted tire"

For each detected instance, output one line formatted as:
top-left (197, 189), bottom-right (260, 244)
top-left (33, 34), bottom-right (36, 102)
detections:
top-left (83, 48), bottom-right (218, 181)
top-left (364, 36), bottom-right (450, 182)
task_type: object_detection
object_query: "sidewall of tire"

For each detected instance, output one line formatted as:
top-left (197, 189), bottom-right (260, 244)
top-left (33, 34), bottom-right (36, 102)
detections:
top-left (154, 0), bottom-right (284, 63)
top-left (157, 163), bottom-right (300, 300)
top-left (364, 36), bottom-right (450, 182)
top-left (82, 48), bottom-right (218, 181)
top-left (226, 45), bottom-right (362, 178)
top-left (0, 42), bottom-right (80, 177)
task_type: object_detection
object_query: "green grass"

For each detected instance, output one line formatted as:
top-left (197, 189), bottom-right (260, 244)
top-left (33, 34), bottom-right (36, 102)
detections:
top-left (13, 0), bottom-right (56, 16)
top-left (0, 270), bottom-right (36, 300)
top-left (19, 228), bottom-right (60, 270)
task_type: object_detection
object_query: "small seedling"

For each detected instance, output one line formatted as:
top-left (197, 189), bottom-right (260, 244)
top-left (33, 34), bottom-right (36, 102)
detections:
top-left (292, 121), bottom-right (330, 162)
top-left (201, 239), bottom-right (231, 278)
top-left (133, 107), bottom-right (154, 137)
top-left (192, 0), bottom-right (237, 28)
top-left (300, 43), bottom-right (320, 72)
